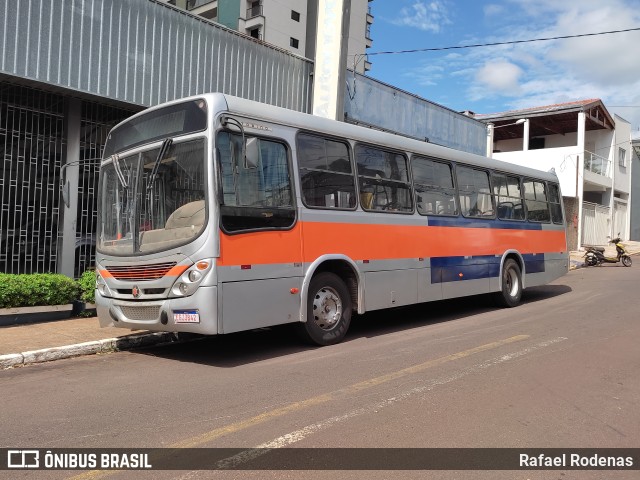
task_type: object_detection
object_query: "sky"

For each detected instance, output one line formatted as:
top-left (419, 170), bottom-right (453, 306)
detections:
top-left (365, 0), bottom-right (640, 137)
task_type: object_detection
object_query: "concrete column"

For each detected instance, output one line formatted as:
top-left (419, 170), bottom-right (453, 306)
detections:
top-left (486, 124), bottom-right (494, 158)
top-left (576, 111), bottom-right (586, 248)
top-left (59, 98), bottom-right (81, 278)
top-left (522, 119), bottom-right (530, 151)
top-left (312, 0), bottom-right (351, 121)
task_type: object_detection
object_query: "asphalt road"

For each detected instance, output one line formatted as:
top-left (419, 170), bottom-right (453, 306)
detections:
top-left (2, 265), bottom-right (639, 480)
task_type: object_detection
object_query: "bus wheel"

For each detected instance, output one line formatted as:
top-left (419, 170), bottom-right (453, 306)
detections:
top-left (297, 272), bottom-right (352, 346)
top-left (496, 259), bottom-right (522, 308)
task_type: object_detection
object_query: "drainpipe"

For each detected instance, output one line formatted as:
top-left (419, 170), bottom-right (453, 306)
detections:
top-left (576, 111), bottom-right (586, 249)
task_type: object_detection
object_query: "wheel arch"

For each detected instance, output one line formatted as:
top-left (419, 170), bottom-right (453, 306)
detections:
top-left (299, 255), bottom-right (363, 323)
top-left (499, 250), bottom-right (526, 290)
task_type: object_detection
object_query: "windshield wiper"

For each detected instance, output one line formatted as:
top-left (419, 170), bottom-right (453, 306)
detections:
top-left (147, 138), bottom-right (173, 193)
top-left (111, 153), bottom-right (128, 189)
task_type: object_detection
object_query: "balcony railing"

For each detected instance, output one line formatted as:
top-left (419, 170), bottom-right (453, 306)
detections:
top-left (247, 4), bottom-right (263, 18)
top-left (584, 151), bottom-right (611, 178)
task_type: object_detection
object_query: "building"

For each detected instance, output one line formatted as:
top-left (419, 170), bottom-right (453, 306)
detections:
top-left (163, 0), bottom-right (374, 72)
top-left (0, 0), bottom-right (484, 279)
top-left (477, 100), bottom-right (632, 250)
top-left (0, 0), bottom-right (314, 278)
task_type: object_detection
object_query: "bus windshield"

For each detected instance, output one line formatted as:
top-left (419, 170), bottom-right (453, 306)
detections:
top-left (98, 138), bottom-right (207, 255)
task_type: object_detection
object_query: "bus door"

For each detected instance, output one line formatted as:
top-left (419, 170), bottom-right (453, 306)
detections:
top-left (215, 129), bottom-right (303, 333)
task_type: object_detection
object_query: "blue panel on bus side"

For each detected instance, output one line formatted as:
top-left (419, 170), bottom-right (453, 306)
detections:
top-left (522, 254), bottom-right (546, 274)
top-left (426, 217), bottom-right (544, 230)
top-left (431, 255), bottom-right (501, 283)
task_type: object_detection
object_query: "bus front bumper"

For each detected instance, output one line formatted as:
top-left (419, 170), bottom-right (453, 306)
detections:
top-left (96, 286), bottom-right (218, 335)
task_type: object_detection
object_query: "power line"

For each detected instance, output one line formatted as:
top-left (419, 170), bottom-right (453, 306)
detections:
top-left (366, 27), bottom-right (640, 57)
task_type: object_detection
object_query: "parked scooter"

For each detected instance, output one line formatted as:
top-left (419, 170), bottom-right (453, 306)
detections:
top-left (584, 235), bottom-right (632, 267)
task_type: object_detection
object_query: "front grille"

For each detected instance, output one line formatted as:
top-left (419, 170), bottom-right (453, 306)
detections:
top-left (117, 288), bottom-right (166, 295)
top-left (120, 305), bottom-right (161, 321)
top-left (106, 262), bottom-right (177, 281)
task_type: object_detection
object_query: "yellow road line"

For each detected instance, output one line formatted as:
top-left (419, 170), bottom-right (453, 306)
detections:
top-left (68, 334), bottom-right (528, 479)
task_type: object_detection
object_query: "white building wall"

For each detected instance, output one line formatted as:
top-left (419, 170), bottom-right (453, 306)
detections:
top-left (347, 0), bottom-right (369, 71)
top-left (493, 147), bottom-right (579, 197)
top-left (614, 115), bottom-right (632, 195)
top-left (259, 0), bottom-right (308, 53)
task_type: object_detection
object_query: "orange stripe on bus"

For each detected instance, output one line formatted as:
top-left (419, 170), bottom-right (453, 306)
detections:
top-left (99, 269), bottom-right (113, 278)
top-left (218, 221), bottom-right (566, 267)
top-left (166, 265), bottom-right (189, 277)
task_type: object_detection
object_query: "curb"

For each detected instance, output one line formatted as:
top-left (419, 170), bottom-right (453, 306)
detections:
top-left (0, 331), bottom-right (178, 370)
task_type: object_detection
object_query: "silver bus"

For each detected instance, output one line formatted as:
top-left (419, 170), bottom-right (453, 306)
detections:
top-left (95, 93), bottom-right (568, 345)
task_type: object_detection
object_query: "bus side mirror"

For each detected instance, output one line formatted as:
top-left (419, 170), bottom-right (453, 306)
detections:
top-left (244, 137), bottom-right (260, 169)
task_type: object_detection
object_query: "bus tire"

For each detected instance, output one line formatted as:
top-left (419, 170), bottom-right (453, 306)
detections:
top-left (297, 272), bottom-right (352, 346)
top-left (496, 259), bottom-right (522, 308)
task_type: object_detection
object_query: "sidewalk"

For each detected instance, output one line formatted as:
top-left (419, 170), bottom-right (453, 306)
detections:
top-left (3, 241), bottom-right (640, 369)
top-left (0, 316), bottom-right (178, 369)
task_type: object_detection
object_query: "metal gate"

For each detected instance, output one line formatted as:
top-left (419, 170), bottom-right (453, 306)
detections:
top-left (0, 83), bottom-right (131, 277)
top-left (582, 202), bottom-right (610, 246)
top-left (613, 200), bottom-right (628, 240)
top-left (0, 85), bottom-right (64, 274)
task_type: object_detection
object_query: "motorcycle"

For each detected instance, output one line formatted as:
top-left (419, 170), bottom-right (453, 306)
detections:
top-left (584, 236), bottom-right (632, 267)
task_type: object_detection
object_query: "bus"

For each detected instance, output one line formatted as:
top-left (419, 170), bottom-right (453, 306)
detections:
top-left (95, 93), bottom-right (568, 346)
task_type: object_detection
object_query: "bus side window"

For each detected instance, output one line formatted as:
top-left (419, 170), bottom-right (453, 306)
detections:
top-left (548, 182), bottom-right (564, 224)
top-left (412, 156), bottom-right (457, 216)
top-left (523, 179), bottom-right (551, 222)
top-left (457, 166), bottom-right (494, 218)
top-left (493, 173), bottom-right (525, 220)
top-left (355, 144), bottom-right (413, 213)
top-left (297, 133), bottom-right (356, 209)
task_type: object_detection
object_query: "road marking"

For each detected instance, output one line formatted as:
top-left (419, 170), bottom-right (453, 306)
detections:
top-left (174, 334), bottom-right (529, 448)
top-left (68, 334), bottom-right (529, 480)
top-left (210, 336), bottom-right (568, 471)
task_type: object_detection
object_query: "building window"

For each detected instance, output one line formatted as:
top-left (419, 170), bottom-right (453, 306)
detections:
top-left (291, 10), bottom-right (300, 22)
top-left (290, 37), bottom-right (299, 49)
top-left (619, 147), bottom-right (627, 167)
top-left (249, 28), bottom-right (261, 40)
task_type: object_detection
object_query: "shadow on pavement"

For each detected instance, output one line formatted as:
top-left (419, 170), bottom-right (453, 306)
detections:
top-left (132, 284), bottom-right (573, 368)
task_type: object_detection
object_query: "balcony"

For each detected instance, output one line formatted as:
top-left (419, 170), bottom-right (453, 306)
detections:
top-left (584, 151), bottom-right (611, 178)
top-left (246, 4), bottom-right (263, 19)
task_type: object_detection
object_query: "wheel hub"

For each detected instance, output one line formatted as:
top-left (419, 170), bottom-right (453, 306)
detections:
top-left (312, 287), bottom-right (342, 330)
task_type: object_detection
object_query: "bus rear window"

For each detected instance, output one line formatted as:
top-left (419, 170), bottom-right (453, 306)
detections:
top-left (104, 99), bottom-right (207, 157)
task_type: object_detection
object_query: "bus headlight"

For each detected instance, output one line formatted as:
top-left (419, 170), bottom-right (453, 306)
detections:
top-left (96, 271), bottom-right (112, 297)
top-left (188, 270), bottom-right (202, 282)
top-left (169, 260), bottom-right (212, 298)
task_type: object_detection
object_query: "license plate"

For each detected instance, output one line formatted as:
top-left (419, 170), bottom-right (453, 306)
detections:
top-left (173, 310), bottom-right (200, 324)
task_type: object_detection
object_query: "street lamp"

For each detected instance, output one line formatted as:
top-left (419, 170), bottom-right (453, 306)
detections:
top-left (486, 118), bottom-right (528, 157)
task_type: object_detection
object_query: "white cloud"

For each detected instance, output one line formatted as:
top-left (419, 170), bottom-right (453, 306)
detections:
top-left (475, 60), bottom-right (523, 95)
top-left (483, 4), bottom-right (505, 17)
top-left (391, 1), bottom-right (452, 33)
top-left (409, 0), bottom-right (640, 128)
